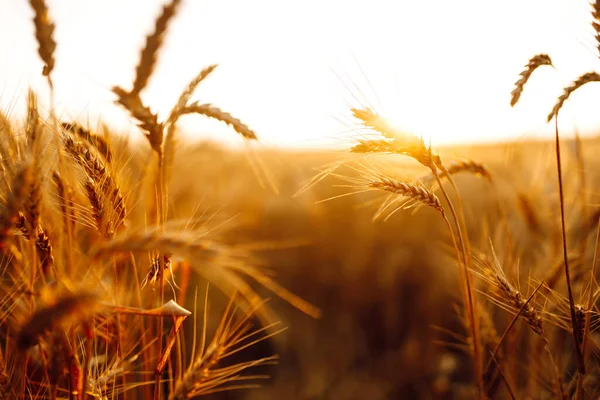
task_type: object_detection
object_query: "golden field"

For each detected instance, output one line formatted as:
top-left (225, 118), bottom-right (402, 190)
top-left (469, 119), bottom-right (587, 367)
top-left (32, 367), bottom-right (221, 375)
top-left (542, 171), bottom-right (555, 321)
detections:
top-left (4, 0), bottom-right (600, 399)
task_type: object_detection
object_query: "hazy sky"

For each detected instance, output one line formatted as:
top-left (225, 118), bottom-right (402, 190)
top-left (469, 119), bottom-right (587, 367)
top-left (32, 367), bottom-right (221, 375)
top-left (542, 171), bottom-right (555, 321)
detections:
top-left (0, 0), bottom-right (599, 148)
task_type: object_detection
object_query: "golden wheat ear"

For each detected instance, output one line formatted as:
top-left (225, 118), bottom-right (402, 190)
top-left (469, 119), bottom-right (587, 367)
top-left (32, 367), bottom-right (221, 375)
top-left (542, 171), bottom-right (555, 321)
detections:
top-left (175, 102), bottom-right (257, 140)
top-left (592, 1), bottom-right (600, 57)
top-left (132, 0), bottom-right (182, 96)
top-left (369, 176), bottom-right (444, 214)
top-left (169, 64), bottom-right (219, 123)
top-left (547, 72), bottom-right (600, 122)
top-left (510, 54), bottom-right (552, 107)
top-left (28, 0), bottom-right (56, 83)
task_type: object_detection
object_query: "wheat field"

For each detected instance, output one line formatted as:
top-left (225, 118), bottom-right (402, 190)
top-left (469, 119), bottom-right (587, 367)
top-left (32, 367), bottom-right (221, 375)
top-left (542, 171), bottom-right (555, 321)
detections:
top-left (3, 1), bottom-right (600, 399)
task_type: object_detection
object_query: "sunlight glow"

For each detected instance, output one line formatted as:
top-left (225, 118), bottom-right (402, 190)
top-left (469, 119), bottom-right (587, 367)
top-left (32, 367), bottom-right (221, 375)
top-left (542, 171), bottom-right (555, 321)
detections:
top-left (0, 0), bottom-right (598, 148)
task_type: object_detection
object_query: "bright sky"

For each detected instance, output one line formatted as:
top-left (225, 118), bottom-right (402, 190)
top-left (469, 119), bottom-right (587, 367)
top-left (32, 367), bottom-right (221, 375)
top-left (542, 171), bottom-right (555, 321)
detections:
top-left (1, 0), bottom-right (599, 149)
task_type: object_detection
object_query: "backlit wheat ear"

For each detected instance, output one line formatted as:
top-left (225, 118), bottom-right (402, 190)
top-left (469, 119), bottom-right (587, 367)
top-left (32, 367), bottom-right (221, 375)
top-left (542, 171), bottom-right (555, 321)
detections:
top-left (510, 54), bottom-right (553, 107)
top-left (28, 0), bottom-right (56, 82)
top-left (350, 139), bottom-right (398, 154)
top-left (177, 102), bottom-right (257, 140)
top-left (62, 134), bottom-right (126, 229)
top-left (132, 0), bottom-right (182, 95)
top-left (419, 160), bottom-right (492, 186)
top-left (169, 64), bottom-right (219, 122)
top-left (592, 1), bottom-right (600, 57)
top-left (0, 162), bottom-right (33, 248)
top-left (481, 250), bottom-right (544, 335)
top-left (351, 107), bottom-right (439, 169)
top-left (112, 87), bottom-right (164, 153)
top-left (351, 107), bottom-right (396, 138)
top-left (547, 72), bottom-right (600, 122)
top-left (62, 122), bottom-right (113, 163)
top-left (369, 176), bottom-right (444, 213)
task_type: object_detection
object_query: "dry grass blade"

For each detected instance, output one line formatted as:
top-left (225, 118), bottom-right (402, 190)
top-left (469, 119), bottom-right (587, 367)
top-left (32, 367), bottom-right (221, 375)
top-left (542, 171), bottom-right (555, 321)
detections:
top-left (28, 0), bottom-right (56, 79)
top-left (177, 102), bottom-right (257, 140)
top-left (132, 0), bottom-right (182, 95)
top-left (510, 54), bottom-right (552, 107)
top-left (547, 72), bottom-right (600, 122)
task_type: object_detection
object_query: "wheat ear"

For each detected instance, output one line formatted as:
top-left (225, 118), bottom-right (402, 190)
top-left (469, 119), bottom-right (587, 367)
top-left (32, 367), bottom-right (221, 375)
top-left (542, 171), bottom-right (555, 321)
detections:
top-left (369, 176), bottom-right (444, 213)
top-left (0, 162), bottom-right (33, 248)
top-left (510, 54), bottom-right (552, 107)
top-left (169, 64), bottom-right (218, 122)
top-left (548, 72), bottom-right (600, 122)
top-left (592, 1), bottom-right (600, 57)
top-left (176, 102), bottom-right (257, 140)
top-left (131, 0), bottom-right (182, 95)
top-left (28, 0), bottom-right (56, 82)
top-left (112, 87), bottom-right (164, 154)
top-left (420, 160), bottom-right (492, 186)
